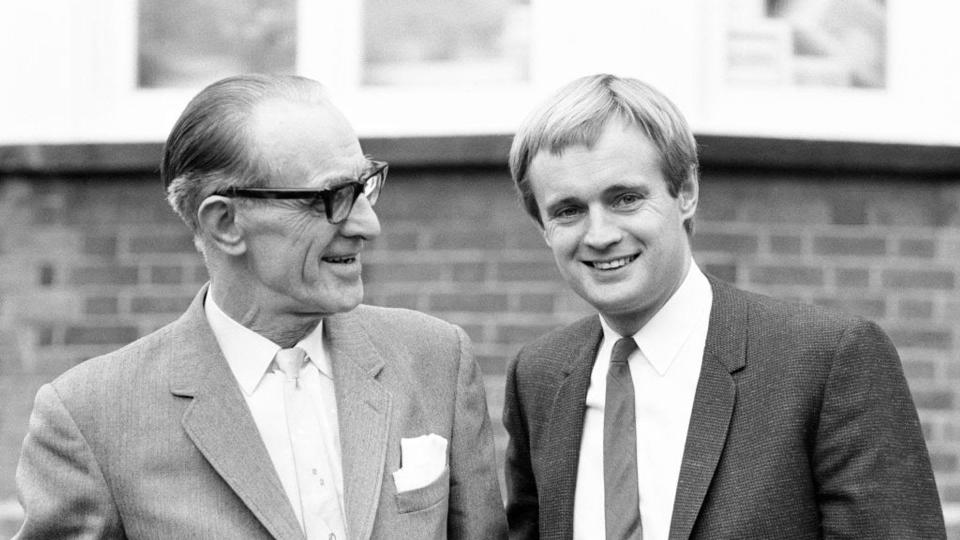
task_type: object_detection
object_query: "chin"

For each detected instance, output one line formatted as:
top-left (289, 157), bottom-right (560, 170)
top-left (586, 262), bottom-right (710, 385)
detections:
top-left (302, 287), bottom-right (364, 316)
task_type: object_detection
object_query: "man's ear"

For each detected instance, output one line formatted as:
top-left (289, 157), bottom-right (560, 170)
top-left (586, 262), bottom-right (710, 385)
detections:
top-left (197, 196), bottom-right (247, 256)
top-left (678, 167), bottom-right (699, 220)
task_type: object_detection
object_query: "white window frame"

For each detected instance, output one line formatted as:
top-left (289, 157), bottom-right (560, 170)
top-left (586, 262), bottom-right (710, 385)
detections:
top-left (0, 0), bottom-right (958, 146)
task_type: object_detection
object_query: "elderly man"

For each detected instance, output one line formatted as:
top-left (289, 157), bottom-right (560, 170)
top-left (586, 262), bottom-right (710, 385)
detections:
top-left (15, 74), bottom-right (506, 539)
top-left (502, 74), bottom-right (945, 539)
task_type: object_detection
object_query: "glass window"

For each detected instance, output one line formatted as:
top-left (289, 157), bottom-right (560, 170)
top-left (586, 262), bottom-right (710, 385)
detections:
top-left (360, 0), bottom-right (531, 86)
top-left (137, 0), bottom-right (297, 88)
top-left (724, 0), bottom-right (886, 88)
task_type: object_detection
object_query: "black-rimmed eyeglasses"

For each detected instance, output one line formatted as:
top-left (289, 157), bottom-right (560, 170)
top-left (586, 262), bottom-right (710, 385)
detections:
top-left (214, 160), bottom-right (388, 224)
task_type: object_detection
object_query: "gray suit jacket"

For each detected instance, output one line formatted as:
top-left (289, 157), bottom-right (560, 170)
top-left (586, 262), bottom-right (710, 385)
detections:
top-left (16, 286), bottom-right (506, 539)
top-left (503, 277), bottom-right (945, 539)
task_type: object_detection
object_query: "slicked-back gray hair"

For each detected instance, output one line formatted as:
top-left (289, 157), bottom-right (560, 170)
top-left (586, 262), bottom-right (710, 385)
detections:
top-left (508, 74), bottom-right (699, 233)
top-left (161, 74), bottom-right (329, 237)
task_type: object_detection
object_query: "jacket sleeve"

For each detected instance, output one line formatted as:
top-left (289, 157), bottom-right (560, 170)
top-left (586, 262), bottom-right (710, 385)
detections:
top-left (446, 326), bottom-right (508, 539)
top-left (502, 350), bottom-right (540, 540)
top-left (14, 383), bottom-right (124, 540)
top-left (813, 319), bottom-right (946, 539)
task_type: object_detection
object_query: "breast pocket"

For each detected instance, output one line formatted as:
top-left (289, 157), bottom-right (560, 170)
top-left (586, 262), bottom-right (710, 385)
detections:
top-left (393, 466), bottom-right (450, 514)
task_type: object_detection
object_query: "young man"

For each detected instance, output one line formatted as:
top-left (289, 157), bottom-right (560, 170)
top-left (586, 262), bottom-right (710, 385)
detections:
top-left (502, 73), bottom-right (944, 539)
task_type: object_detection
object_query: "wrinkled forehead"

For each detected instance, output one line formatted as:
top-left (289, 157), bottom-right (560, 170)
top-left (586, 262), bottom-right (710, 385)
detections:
top-left (248, 98), bottom-right (367, 187)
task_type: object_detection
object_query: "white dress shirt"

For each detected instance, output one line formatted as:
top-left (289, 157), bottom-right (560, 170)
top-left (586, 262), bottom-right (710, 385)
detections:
top-left (573, 262), bottom-right (713, 540)
top-left (204, 291), bottom-right (344, 529)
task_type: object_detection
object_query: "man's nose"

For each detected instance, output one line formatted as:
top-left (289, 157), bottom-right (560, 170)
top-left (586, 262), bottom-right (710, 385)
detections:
top-left (582, 209), bottom-right (622, 249)
top-left (339, 195), bottom-right (381, 240)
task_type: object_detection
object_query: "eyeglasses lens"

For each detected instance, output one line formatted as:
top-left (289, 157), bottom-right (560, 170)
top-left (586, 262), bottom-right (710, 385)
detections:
top-left (364, 172), bottom-right (382, 206)
top-left (328, 184), bottom-right (358, 223)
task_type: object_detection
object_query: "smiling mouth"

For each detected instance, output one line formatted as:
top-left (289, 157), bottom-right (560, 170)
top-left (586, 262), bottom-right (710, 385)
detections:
top-left (586, 254), bottom-right (639, 270)
top-left (323, 255), bottom-right (358, 264)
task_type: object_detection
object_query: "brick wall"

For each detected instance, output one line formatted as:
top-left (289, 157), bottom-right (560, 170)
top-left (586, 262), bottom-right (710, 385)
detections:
top-left (2, 163), bottom-right (959, 536)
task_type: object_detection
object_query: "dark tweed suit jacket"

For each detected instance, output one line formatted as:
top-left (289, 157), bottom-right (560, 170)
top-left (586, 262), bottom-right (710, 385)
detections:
top-left (503, 277), bottom-right (945, 539)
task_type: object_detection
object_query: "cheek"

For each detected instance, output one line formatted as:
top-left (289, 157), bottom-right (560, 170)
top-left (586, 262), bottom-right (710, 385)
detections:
top-left (543, 225), bottom-right (579, 256)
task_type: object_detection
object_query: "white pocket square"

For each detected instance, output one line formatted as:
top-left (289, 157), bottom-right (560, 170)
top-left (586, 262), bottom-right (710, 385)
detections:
top-left (392, 433), bottom-right (448, 493)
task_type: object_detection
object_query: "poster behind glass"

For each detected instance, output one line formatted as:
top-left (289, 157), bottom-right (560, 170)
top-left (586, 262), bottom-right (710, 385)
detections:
top-left (725, 0), bottom-right (886, 89)
top-left (361, 0), bottom-right (531, 86)
top-left (138, 0), bottom-right (297, 89)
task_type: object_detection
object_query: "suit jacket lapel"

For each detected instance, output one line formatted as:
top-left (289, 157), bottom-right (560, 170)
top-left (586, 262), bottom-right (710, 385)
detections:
top-left (669, 278), bottom-right (748, 540)
top-left (167, 286), bottom-right (304, 540)
top-left (539, 317), bottom-right (603, 538)
top-left (325, 310), bottom-right (392, 540)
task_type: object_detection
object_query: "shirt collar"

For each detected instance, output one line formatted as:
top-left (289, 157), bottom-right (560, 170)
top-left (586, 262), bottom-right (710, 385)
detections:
top-left (204, 288), bottom-right (332, 396)
top-left (599, 261), bottom-right (712, 376)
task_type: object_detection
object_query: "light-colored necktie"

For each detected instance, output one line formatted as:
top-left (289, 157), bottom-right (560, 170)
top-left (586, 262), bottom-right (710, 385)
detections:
top-left (604, 337), bottom-right (643, 539)
top-left (276, 347), bottom-right (347, 540)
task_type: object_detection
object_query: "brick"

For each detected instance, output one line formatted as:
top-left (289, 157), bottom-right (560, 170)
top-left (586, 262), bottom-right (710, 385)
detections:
top-left (191, 264), bottom-right (210, 284)
top-left (33, 206), bottom-right (61, 225)
top-left (770, 235), bottom-right (803, 255)
top-left (496, 261), bottom-right (557, 282)
top-left (813, 236), bottom-right (886, 256)
top-left (941, 484), bottom-right (960, 503)
top-left (750, 265), bottom-right (823, 286)
top-left (887, 328), bottom-right (953, 350)
top-left (70, 265), bottom-right (139, 286)
top-left (741, 188), bottom-right (830, 224)
top-left (703, 263), bottom-right (737, 283)
top-left (366, 293), bottom-right (421, 311)
top-left (928, 451), bottom-right (958, 473)
top-left (64, 325), bottom-right (139, 346)
top-left (813, 297), bottom-right (885, 319)
top-left (945, 423), bottom-right (960, 442)
top-left (515, 294), bottom-right (556, 313)
top-left (430, 229), bottom-right (504, 250)
top-left (131, 296), bottom-right (193, 314)
top-left (128, 234), bottom-right (195, 254)
top-left (899, 299), bottom-right (934, 320)
top-left (451, 262), bottom-right (487, 282)
top-left (150, 265), bottom-right (183, 284)
top-left (912, 389), bottom-right (955, 410)
top-left (476, 354), bottom-right (507, 376)
top-left (510, 225), bottom-right (548, 250)
top-left (870, 197), bottom-right (940, 226)
top-left (430, 293), bottom-right (508, 313)
top-left (949, 363), bottom-right (960, 381)
top-left (455, 324), bottom-right (486, 343)
top-left (34, 325), bottom-right (54, 346)
top-left (830, 194), bottom-right (868, 225)
top-left (497, 323), bottom-right (559, 344)
top-left (82, 235), bottom-right (117, 257)
top-left (898, 238), bottom-right (935, 258)
top-left (85, 296), bottom-right (118, 315)
top-left (38, 263), bottom-right (55, 286)
top-left (882, 269), bottom-right (954, 290)
top-left (381, 230), bottom-right (419, 250)
top-left (692, 232), bottom-right (758, 254)
top-left (363, 262), bottom-right (443, 283)
top-left (901, 359), bottom-right (937, 380)
top-left (835, 268), bottom-right (870, 288)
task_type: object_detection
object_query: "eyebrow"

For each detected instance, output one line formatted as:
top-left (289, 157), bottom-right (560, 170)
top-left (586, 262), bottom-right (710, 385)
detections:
top-left (311, 160), bottom-right (374, 188)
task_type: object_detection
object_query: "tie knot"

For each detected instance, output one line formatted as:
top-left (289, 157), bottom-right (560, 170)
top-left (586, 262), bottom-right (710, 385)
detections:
top-left (275, 347), bottom-right (308, 381)
top-left (610, 337), bottom-right (637, 366)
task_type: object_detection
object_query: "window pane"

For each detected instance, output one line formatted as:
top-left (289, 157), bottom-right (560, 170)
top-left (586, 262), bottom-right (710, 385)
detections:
top-left (138, 0), bottom-right (297, 89)
top-left (361, 0), bottom-right (531, 86)
top-left (725, 0), bottom-right (886, 88)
